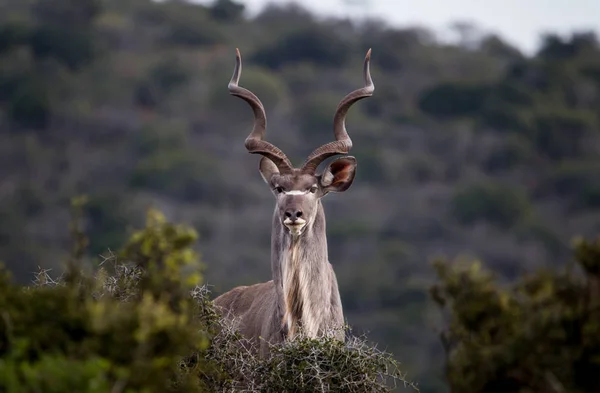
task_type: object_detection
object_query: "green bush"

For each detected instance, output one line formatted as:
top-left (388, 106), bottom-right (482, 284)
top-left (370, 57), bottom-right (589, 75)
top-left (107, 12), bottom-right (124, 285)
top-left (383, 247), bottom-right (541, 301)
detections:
top-left (157, 2), bottom-right (225, 48)
top-left (30, 0), bottom-right (101, 70)
top-left (135, 57), bottom-right (190, 108)
top-left (0, 208), bottom-right (212, 392)
top-left (482, 135), bottom-right (532, 173)
top-left (209, 0), bottom-right (245, 22)
top-left (531, 109), bottom-right (596, 159)
top-left (129, 125), bottom-right (222, 203)
top-left (85, 193), bottom-right (131, 256)
top-left (295, 92), bottom-right (341, 140)
top-left (0, 206), bottom-right (418, 392)
top-left (7, 77), bottom-right (51, 129)
top-left (252, 25), bottom-right (351, 70)
top-left (451, 182), bottom-right (532, 228)
top-left (0, 19), bottom-right (31, 55)
top-left (419, 82), bottom-right (491, 118)
top-left (431, 236), bottom-right (600, 393)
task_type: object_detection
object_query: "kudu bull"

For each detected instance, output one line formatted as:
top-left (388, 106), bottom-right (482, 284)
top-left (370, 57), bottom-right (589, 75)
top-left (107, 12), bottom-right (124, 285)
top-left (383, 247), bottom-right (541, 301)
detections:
top-left (214, 48), bottom-right (374, 356)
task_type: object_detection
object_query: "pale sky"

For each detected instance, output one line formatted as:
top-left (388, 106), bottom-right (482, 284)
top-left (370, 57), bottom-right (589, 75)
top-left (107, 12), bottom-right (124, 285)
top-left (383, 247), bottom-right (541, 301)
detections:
top-left (196, 0), bottom-right (600, 54)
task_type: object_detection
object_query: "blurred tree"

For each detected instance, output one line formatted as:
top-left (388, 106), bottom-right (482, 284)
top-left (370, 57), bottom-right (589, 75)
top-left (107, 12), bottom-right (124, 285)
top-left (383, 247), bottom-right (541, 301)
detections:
top-left (482, 134), bottom-right (532, 174)
top-left (532, 109), bottom-right (595, 160)
top-left (0, 207), bottom-right (212, 392)
top-left (0, 19), bottom-right (30, 55)
top-left (431, 236), bottom-right (600, 393)
top-left (537, 162), bottom-right (600, 210)
top-left (252, 25), bottom-right (351, 69)
top-left (30, 0), bottom-right (101, 70)
top-left (156, 1), bottom-right (224, 48)
top-left (254, 3), bottom-right (315, 35)
top-left (478, 34), bottom-right (523, 61)
top-left (0, 1), bottom-right (599, 391)
top-left (370, 28), bottom-right (428, 72)
top-left (135, 57), bottom-right (190, 108)
top-left (451, 182), bottom-right (532, 228)
top-left (85, 193), bottom-right (131, 257)
top-left (7, 76), bottom-right (50, 129)
top-left (419, 82), bottom-right (491, 118)
top-left (209, 0), bottom-right (245, 22)
top-left (538, 31), bottom-right (599, 60)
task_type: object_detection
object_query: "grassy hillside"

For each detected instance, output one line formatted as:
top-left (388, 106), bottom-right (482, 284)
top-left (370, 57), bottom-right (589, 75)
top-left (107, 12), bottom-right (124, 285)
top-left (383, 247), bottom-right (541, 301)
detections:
top-left (1, 1), bottom-right (600, 391)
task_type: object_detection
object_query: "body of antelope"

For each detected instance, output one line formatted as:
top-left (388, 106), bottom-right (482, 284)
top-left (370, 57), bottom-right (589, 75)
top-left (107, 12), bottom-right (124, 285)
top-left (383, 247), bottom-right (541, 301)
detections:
top-left (214, 48), bottom-right (375, 357)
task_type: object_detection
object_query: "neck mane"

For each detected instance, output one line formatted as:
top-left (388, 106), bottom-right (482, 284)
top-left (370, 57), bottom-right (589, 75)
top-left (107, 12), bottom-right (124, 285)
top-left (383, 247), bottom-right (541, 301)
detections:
top-left (271, 201), bottom-right (332, 338)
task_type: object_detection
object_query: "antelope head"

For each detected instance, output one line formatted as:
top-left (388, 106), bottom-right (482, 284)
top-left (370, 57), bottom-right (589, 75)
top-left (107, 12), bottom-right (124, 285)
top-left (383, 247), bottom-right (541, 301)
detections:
top-left (228, 48), bottom-right (374, 237)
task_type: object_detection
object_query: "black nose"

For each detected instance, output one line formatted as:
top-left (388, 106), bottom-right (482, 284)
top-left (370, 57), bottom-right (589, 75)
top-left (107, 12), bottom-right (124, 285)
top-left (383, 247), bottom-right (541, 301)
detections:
top-left (284, 209), bottom-right (303, 222)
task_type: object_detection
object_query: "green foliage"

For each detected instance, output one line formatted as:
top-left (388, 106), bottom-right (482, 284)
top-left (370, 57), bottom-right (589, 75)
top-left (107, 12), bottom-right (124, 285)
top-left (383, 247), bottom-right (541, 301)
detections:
top-left (0, 206), bottom-right (417, 392)
top-left (538, 31), bottom-right (599, 60)
top-left (119, 208), bottom-right (204, 298)
top-left (0, 0), bottom-right (100, 128)
top-left (209, 0), bottom-right (245, 22)
top-left (156, 1), bottom-right (225, 48)
top-left (29, 25), bottom-right (96, 71)
top-left (85, 193), bottom-right (130, 256)
top-left (369, 28), bottom-right (429, 72)
top-left (135, 57), bottom-right (190, 108)
top-left (30, 0), bottom-right (101, 70)
top-left (514, 218), bottom-right (565, 255)
top-left (531, 109), bottom-right (596, 159)
top-left (538, 162), bottom-right (600, 209)
top-left (482, 134), bottom-right (532, 173)
top-left (479, 35), bottom-right (523, 61)
top-left (431, 236), bottom-right (600, 393)
top-left (1, 1), bottom-right (600, 392)
top-left (130, 124), bottom-right (221, 203)
top-left (451, 182), bottom-right (532, 228)
top-left (252, 25), bottom-right (351, 70)
top-left (0, 208), bottom-right (212, 392)
top-left (7, 77), bottom-right (50, 129)
top-left (295, 92), bottom-right (344, 140)
top-left (0, 19), bottom-right (30, 55)
top-left (419, 82), bottom-right (491, 118)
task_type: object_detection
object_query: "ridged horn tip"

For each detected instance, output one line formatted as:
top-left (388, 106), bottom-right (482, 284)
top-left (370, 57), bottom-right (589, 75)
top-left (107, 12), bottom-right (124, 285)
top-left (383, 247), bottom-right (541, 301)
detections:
top-left (229, 48), bottom-right (243, 89)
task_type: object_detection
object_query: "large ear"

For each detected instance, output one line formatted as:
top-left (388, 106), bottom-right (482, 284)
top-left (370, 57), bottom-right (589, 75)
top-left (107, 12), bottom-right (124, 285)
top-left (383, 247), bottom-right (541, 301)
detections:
top-left (259, 156), bottom-right (280, 185)
top-left (320, 156), bottom-right (357, 193)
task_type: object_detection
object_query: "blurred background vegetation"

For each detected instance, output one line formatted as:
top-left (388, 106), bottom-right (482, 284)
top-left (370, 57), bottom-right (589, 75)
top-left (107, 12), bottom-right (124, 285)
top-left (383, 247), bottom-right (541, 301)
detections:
top-left (1, 0), bottom-right (600, 392)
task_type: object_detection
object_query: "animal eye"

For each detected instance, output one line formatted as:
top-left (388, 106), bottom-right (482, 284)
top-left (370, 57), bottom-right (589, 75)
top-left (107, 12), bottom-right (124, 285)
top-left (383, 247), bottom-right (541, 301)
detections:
top-left (309, 186), bottom-right (318, 193)
top-left (275, 186), bottom-right (284, 194)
